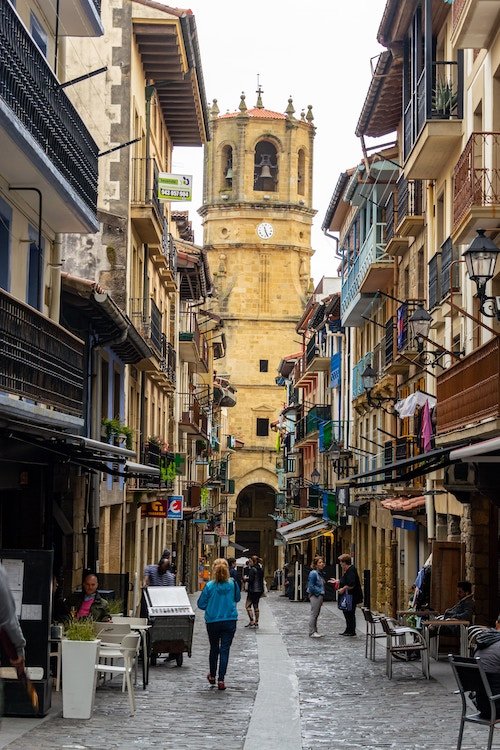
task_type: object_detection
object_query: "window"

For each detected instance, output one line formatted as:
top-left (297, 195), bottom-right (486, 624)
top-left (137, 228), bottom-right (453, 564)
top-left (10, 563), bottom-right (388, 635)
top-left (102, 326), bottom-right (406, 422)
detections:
top-left (30, 12), bottom-right (48, 58)
top-left (221, 145), bottom-right (233, 189)
top-left (254, 141), bottom-right (278, 192)
top-left (0, 198), bottom-right (11, 291)
top-left (256, 418), bottom-right (269, 437)
top-left (27, 225), bottom-right (43, 309)
top-left (259, 359), bottom-right (268, 372)
top-left (297, 149), bottom-right (305, 196)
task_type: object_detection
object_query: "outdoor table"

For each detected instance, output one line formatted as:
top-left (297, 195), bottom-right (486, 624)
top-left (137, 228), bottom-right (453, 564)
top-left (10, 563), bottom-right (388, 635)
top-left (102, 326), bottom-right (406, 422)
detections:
top-left (396, 609), bottom-right (437, 625)
top-left (421, 618), bottom-right (469, 659)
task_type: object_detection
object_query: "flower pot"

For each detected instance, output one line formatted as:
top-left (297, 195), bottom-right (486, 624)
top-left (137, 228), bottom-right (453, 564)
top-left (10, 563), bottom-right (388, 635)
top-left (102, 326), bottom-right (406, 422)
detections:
top-left (61, 638), bottom-right (100, 719)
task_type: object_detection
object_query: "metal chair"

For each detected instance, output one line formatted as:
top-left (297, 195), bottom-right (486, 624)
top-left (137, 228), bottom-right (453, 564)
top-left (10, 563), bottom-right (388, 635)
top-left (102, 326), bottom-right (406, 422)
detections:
top-left (379, 616), bottom-right (429, 679)
top-left (95, 633), bottom-right (140, 715)
top-left (449, 655), bottom-right (500, 750)
top-left (361, 607), bottom-right (385, 661)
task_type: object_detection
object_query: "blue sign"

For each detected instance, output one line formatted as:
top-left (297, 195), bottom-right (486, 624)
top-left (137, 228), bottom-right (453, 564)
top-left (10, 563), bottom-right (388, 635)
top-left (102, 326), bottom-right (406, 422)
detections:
top-left (330, 350), bottom-right (341, 389)
top-left (167, 495), bottom-right (183, 520)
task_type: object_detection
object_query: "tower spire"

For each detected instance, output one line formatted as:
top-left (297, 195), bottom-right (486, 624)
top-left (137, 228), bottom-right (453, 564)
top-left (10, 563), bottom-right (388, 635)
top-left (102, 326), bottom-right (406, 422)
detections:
top-left (255, 74), bottom-right (264, 108)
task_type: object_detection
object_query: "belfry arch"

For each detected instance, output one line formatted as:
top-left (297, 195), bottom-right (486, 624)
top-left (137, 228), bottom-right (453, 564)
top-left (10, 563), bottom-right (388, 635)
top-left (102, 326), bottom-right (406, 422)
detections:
top-left (235, 483), bottom-right (277, 577)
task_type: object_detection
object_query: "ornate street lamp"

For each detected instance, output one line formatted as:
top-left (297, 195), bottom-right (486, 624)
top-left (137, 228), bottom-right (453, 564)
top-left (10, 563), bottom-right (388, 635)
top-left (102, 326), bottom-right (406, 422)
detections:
top-left (408, 304), bottom-right (464, 367)
top-left (361, 363), bottom-right (395, 412)
top-left (462, 229), bottom-right (500, 318)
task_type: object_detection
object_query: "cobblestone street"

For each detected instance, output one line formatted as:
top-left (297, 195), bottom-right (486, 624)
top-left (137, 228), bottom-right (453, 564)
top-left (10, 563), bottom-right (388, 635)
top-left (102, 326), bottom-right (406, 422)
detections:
top-left (2, 593), bottom-right (499, 750)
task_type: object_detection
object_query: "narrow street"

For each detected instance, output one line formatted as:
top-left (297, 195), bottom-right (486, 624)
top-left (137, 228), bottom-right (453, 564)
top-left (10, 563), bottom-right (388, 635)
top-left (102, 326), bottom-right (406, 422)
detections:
top-left (2, 593), bottom-right (497, 750)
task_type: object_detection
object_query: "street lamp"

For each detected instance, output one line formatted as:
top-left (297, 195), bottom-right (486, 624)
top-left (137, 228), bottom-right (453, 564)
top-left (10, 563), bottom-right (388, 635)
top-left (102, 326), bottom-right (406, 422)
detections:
top-left (408, 304), bottom-right (464, 367)
top-left (310, 467), bottom-right (321, 486)
top-left (361, 363), bottom-right (396, 412)
top-left (462, 229), bottom-right (500, 319)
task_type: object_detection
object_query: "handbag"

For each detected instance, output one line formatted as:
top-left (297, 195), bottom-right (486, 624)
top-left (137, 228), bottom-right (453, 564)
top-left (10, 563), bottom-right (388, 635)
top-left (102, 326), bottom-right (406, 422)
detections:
top-left (338, 591), bottom-right (353, 612)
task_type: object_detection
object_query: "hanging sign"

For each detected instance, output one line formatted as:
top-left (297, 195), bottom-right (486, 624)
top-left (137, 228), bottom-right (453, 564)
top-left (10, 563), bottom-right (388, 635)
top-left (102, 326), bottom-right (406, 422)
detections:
top-left (167, 495), bottom-right (183, 520)
top-left (158, 173), bottom-right (192, 202)
top-left (141, 499), bottom-right (168, 518)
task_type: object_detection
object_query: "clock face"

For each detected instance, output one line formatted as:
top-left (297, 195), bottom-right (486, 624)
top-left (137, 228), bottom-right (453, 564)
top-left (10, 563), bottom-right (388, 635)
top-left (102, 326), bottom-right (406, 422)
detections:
top-left (257, 221), bottom-right (274, 239)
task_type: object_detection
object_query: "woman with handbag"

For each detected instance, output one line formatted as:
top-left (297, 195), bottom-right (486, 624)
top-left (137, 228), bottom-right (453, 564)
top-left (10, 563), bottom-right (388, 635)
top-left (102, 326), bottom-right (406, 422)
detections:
top-left (197, 558), bottom-right (241, 690)
top-left (329, 553), bottom-right (363, 636)
top-left (307, 556), bottom-right (326, 638)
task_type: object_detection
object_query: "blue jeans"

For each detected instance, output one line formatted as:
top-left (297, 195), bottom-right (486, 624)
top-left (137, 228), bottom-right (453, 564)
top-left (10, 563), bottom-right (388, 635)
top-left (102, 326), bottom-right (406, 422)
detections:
top-left (206, 620), bottom-right (237, 680)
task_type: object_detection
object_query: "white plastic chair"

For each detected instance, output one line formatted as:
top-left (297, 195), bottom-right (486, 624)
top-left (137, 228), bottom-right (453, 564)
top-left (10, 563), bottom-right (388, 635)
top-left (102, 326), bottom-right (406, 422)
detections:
top-left (95, 632), bottom-right (140, 714)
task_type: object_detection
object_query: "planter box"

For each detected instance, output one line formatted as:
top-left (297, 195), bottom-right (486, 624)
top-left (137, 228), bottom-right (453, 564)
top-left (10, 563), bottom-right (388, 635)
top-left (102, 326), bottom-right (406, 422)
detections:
top-left (61, 639), bottom-right (100, 719)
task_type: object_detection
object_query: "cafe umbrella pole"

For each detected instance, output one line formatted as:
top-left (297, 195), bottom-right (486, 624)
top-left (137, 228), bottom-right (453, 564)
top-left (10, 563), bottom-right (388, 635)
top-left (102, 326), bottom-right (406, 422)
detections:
top-left (0, 629), bottom-right (39, 713)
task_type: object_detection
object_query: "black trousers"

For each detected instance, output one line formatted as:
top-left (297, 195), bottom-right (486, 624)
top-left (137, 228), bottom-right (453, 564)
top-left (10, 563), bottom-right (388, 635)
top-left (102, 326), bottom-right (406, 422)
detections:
top-left (343, 608), bottom-right (357, 634)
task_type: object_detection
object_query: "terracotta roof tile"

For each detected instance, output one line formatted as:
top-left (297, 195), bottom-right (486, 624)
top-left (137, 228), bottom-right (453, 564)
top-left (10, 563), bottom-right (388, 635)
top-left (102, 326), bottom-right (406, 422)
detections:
top-left (219, 108), bottom-right (287, 120)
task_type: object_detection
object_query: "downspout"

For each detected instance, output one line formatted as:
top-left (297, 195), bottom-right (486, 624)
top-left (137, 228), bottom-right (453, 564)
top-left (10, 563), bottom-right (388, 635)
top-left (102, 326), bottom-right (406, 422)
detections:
top-left (49, 233), bottom-right (62, 321)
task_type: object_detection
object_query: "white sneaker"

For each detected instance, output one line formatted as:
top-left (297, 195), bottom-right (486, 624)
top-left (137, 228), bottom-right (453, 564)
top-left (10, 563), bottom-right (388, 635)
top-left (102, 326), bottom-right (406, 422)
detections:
top-left (310, 632), bottom-right (323, 638)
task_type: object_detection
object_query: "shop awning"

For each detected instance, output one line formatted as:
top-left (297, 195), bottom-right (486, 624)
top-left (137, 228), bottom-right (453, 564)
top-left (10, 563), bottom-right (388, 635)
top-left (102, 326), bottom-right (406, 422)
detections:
top-left (346, 445), bottom-right (460, 488)
top-left (381, 496), bottom-right (426, 512)
top-left (449, 436), bottom-right (500, 462)
top-left (277, 515), bottom-right (319, 536)
top-left (125, 462), bottom-right (161, 478)
top-left (282, 521), bottom-right (329, 542)
top-left (346, 500), bottom-right (370, 517)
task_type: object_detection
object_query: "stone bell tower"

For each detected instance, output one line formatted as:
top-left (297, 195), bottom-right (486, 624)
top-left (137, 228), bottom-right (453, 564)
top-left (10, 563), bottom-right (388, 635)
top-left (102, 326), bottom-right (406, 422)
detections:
top-left (200, 89), bottom-right (316, 572)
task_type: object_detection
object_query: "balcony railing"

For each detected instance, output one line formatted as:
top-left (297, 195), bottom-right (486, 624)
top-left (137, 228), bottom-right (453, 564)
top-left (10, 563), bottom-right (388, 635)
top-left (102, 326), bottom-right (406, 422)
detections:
top-left (341, 222), bottom-right (386, 318)
top-left (129, 297), bottom-right (163, 358)
top-left (305, 330), bottom-right (338, 366)
top-left (397, 177), bottom-right (423, 226)
top-left (179, 393), bottom-right (209, 437)
top-left (131, 157), bottom-right (162, 218)
top-left (352, 353), bottom-right (372, 399)
top-left (0, 2), bottom-right (98, 215)
top-left (319, 420), bottom-right (349, 453)
top-left (162, 226), bottom-right (177, 275)
top-left (161, 337), bottom-right (176, 385)
top-left (385, 192), bottom-right (396, 243)
top-left (403, 59), bottom-right (463, 160)
top-left (437, 337), bottom-right (500, 434)
top-left (0, 289), bottom-right (84, 416)
top-left (453, 132), bottom-right (500, 228)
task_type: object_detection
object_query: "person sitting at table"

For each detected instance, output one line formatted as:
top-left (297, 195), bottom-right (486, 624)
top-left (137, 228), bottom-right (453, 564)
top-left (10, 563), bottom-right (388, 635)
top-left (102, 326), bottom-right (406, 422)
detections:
top-left (429, 580), bottom-right (475, 637)
top-left (471, 614), bottom-right (500, 718)
top-left (64, 572), bottom-right (112, 622)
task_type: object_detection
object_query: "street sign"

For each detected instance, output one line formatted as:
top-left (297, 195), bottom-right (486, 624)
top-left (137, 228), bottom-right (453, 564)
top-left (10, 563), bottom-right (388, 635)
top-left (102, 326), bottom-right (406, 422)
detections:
top-left (167, 495), bottom-right (183, 520)
top-left (158, 173), bottom-right (192, 202)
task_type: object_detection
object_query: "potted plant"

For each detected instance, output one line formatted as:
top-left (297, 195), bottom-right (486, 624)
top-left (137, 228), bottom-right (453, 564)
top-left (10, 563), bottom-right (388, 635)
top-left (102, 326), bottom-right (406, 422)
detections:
top-left (102, 417), bottom-right (134, 450)
top-left (432, 79), bottom-right (457, 118)
top-left (61, 618), bottom-right (100, 719)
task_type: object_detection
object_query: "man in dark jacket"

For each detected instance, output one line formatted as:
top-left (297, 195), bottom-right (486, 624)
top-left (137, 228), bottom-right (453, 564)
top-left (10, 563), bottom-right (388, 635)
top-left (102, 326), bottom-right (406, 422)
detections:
top-left (64, 573), bottom-right (111, 622)
top-left (472, 616), bottom-right (500, 718)
top-left (330, 553), bottom-right (363, 636)
top-left (245, 556), bottom-right (264, 628)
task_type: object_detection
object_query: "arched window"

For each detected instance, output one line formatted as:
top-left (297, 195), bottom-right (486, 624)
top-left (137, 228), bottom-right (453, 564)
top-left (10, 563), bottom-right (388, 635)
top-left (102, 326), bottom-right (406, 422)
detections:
top-left (221, 145), bottom-right (233, 189)
top-left (297, 149), bottom-right (305, 196)
top-left (254, 141), bottom-right (278, 192)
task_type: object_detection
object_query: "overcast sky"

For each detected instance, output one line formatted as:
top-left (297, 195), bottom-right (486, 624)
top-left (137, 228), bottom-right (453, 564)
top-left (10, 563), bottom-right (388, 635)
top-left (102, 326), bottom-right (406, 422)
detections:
top-left (170, 0), bottom-right (387, 283)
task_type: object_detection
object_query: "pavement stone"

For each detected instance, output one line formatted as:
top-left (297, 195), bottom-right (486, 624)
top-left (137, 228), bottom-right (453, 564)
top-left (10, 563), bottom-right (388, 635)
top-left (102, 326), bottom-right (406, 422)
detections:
top-left (2, 592), bottom-right (500, 749)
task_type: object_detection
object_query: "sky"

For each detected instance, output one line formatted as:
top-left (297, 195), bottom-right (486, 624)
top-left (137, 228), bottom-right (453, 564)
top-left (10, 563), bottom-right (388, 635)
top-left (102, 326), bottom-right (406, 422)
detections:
top-left (169, 0), bottom-right (387, 284)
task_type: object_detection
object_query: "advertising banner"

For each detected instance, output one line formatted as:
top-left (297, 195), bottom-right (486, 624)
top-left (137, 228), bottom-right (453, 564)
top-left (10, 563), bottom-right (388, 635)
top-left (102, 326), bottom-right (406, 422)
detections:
top-left (141, 499), bottom-right (168, 518)
top-left (158, 173), bottom-right (192, 202)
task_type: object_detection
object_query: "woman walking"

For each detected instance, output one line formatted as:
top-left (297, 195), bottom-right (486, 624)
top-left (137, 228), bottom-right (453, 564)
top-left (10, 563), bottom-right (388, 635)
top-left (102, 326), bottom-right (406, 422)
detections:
top-left (246, 555), bottom-right (264, 628)
top-left (307, 556), bottom-right (326, 638)
top-left (197, 558), bottom-right (240, 690)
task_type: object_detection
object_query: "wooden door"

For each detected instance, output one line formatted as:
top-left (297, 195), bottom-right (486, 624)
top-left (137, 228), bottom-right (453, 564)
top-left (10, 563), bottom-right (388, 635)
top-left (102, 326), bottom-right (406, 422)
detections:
top-left (430, 540), bottom-right (465, 613)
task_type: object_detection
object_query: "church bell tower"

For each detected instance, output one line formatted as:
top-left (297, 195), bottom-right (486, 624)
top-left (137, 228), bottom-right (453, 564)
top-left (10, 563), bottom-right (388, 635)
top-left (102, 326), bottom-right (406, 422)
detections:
top-left (200, 90), bottom-right (316, 572)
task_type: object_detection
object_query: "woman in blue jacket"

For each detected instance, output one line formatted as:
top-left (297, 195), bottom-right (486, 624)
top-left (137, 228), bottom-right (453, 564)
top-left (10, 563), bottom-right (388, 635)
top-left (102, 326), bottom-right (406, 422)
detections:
top-left (197, 558), bottom-right (241, 690)
top-left (307, 556), bottom-right (326, 638)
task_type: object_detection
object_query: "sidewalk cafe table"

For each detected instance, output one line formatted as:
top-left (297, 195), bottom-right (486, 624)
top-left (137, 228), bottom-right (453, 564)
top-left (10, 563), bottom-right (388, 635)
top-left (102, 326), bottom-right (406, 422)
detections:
top-left (421, 619), bottom-right (469, 659)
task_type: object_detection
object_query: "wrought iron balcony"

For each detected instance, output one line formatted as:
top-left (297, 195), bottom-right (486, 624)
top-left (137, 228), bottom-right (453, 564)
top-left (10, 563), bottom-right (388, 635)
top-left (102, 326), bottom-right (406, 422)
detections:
top-left (453, 132), bottom-right (500, 242)
top-left (150, 220), bottom-right (177, 290)
top-left (0, 1), bottom-right (98, 230)
top-left (179, 311), bottom-right (209, 373)
top-left (318, 420), bottom-right (349, 453)
top-left (341, 222), bottom-right (392, 326)
top-left (130, 157), bottom-right (164, 243)
top-left (437, 337), bottom-right (500, 434)
top-left (403, 57), bottom-right (464, 179)
top-left (0, 289), bottom-right (84, 417)
top-left (178, 393), bottom-right (209, 437)
top-left (396, 177), bottom-right (423, 236)
top-left (295, 404), bottom-right (330, 444)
